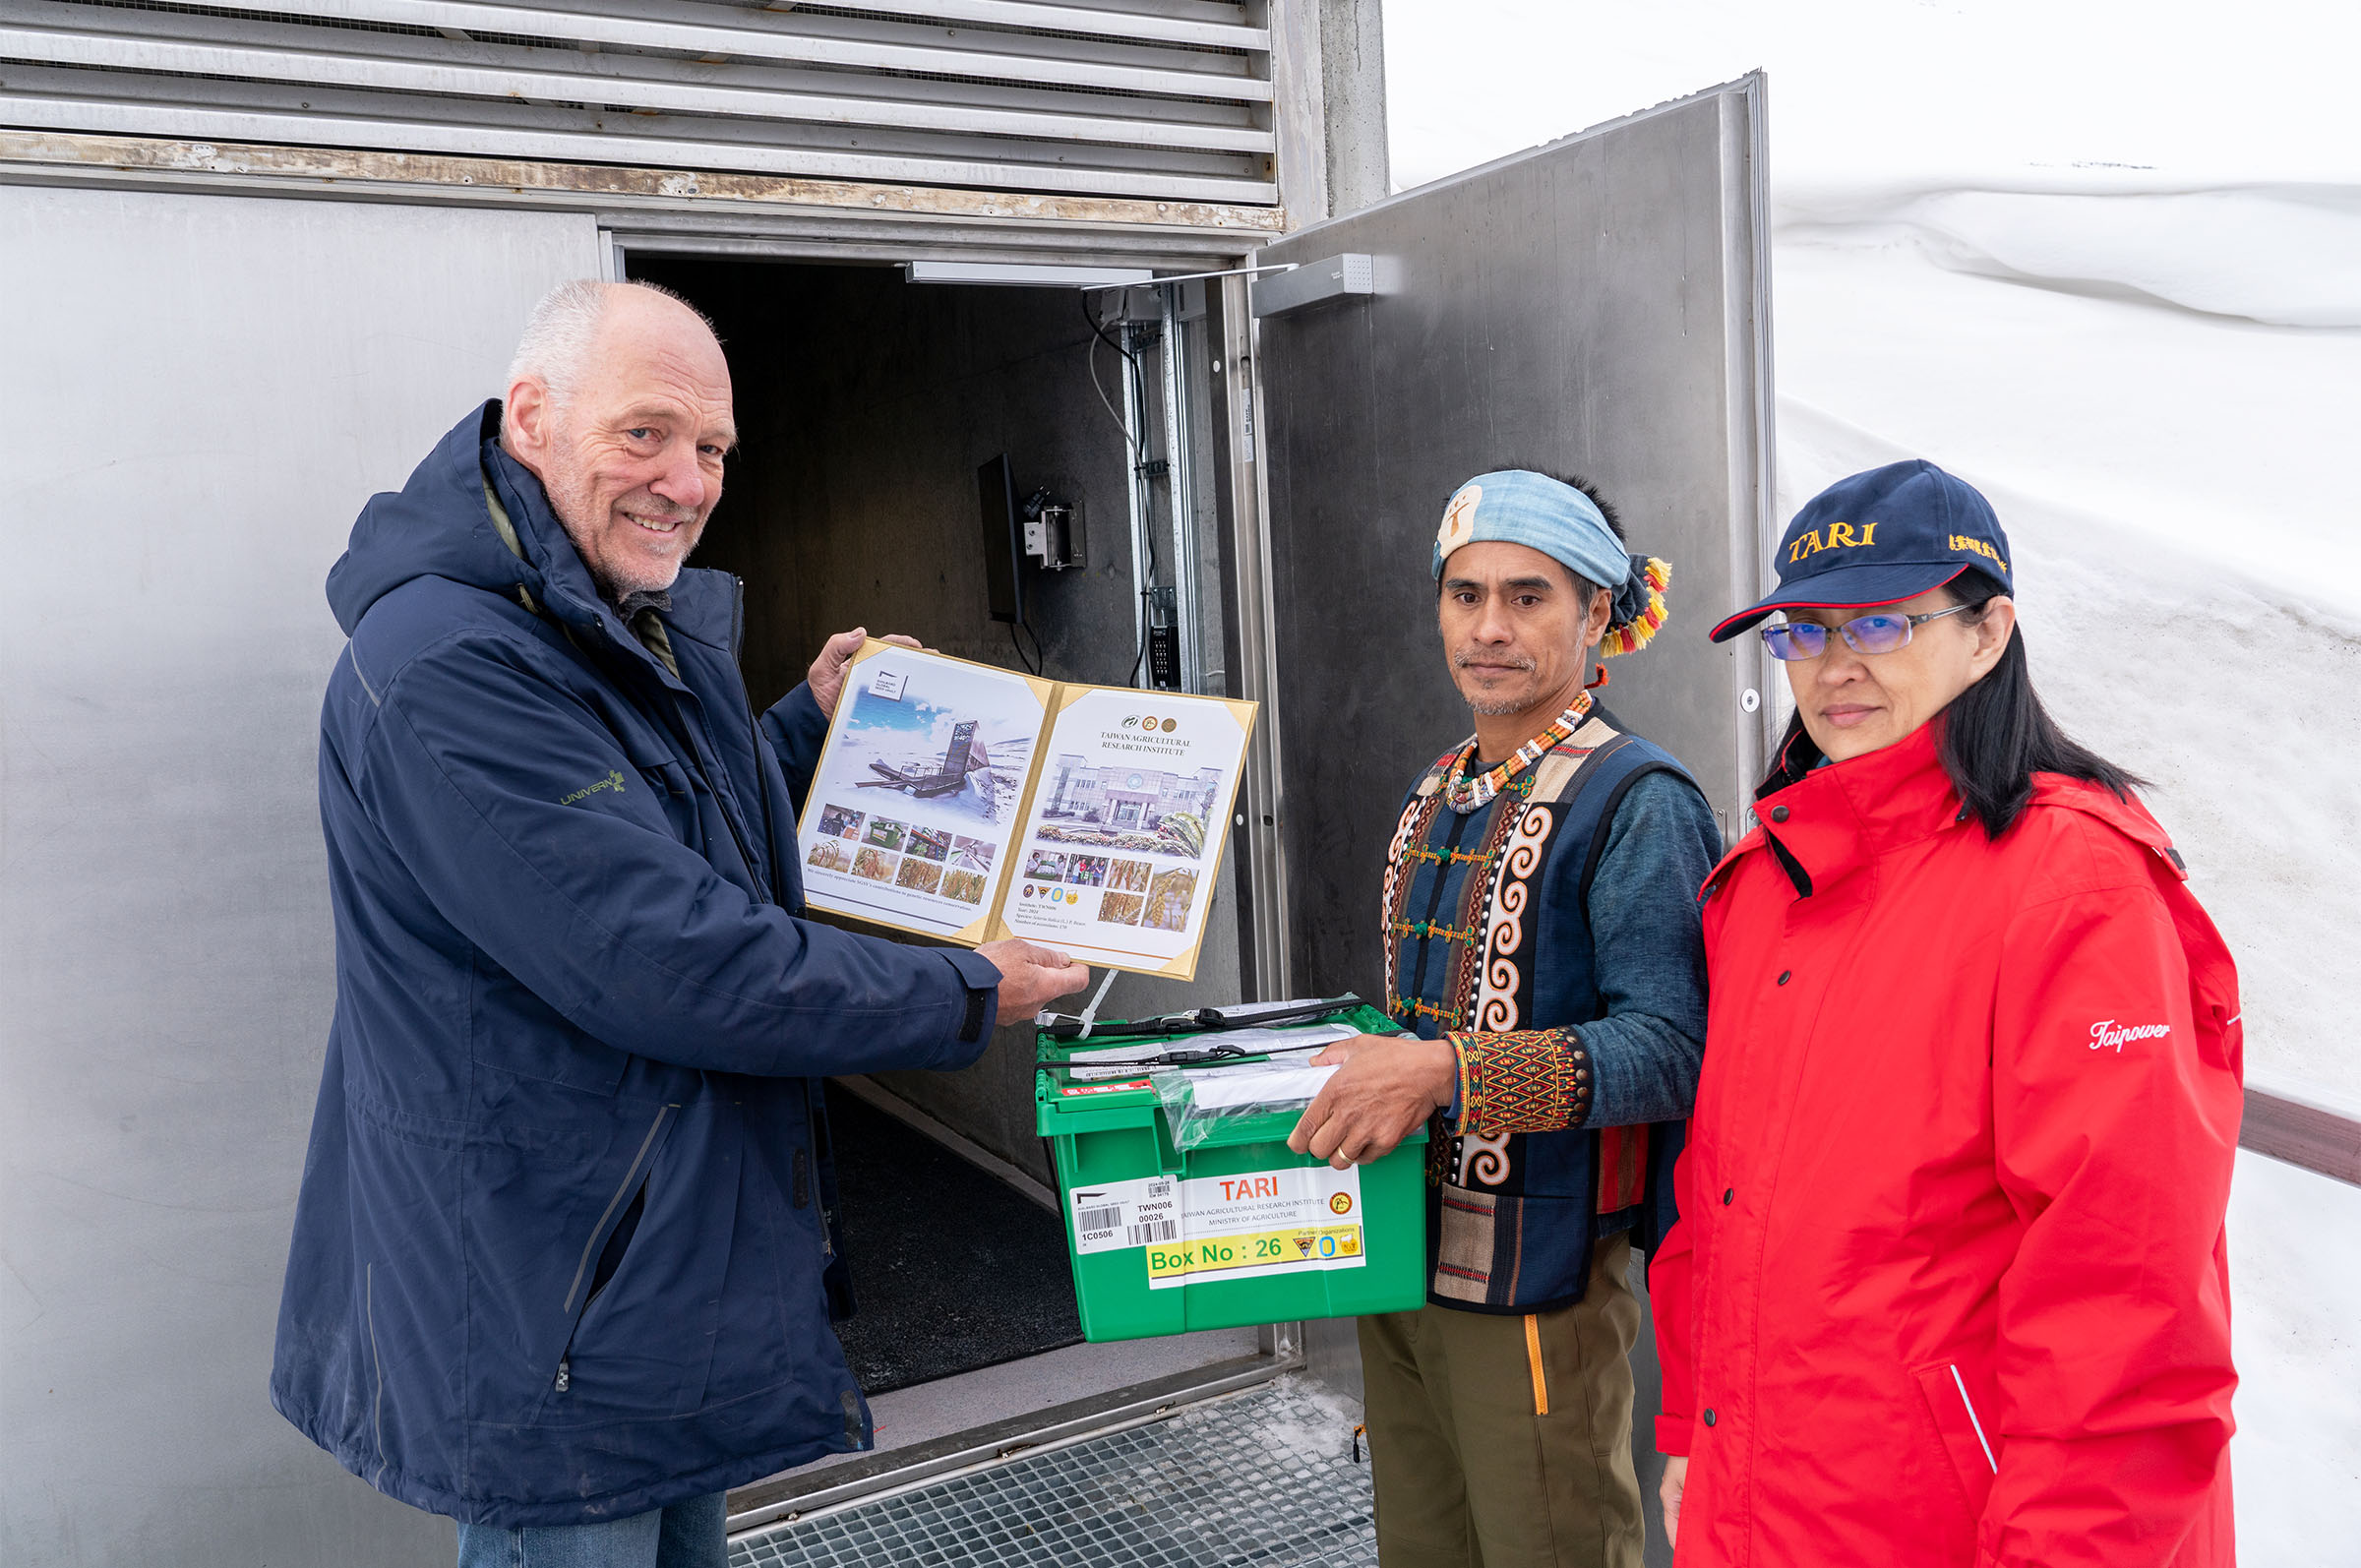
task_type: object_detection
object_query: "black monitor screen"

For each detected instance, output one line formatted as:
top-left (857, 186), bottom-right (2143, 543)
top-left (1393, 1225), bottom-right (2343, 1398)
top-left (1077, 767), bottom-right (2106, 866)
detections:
top-left (978, 453), bottom-right (1023, 626)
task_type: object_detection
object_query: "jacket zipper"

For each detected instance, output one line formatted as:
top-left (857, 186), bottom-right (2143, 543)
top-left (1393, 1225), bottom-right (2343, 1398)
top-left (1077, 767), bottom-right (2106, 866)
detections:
top-left (728, 574), bottom-right (787, 904)
top-left (1948, 1363), bottom-right (1999, 1474)
top-left (366, 1262), bottom-right (388, 1477)
top-left (584, 597), bottom-right (769, 905)
top-left (553, 1106), bottom-right (675, 1395)
top-left (804, 1088), bottom-right (835, 1265)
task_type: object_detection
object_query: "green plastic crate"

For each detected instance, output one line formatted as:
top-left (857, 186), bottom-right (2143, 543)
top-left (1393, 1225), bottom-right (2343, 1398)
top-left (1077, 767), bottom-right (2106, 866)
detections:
top-left (1036, 1004), bottom-right (1429, 1342)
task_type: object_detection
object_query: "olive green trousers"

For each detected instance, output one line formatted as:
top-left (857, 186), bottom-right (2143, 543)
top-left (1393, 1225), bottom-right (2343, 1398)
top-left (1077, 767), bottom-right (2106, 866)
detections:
top-left (1357, 1234), bottom-right (1644, 1568)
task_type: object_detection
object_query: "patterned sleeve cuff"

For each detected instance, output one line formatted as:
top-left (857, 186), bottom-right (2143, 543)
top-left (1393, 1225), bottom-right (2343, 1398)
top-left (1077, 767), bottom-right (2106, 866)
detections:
top-left (1444, 1026), bottom-right (1593, 1136)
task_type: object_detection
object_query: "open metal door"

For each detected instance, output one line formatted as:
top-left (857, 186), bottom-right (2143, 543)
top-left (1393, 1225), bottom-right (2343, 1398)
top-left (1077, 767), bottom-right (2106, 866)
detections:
top-left (1247, 76), bottom-right (1775, 1005)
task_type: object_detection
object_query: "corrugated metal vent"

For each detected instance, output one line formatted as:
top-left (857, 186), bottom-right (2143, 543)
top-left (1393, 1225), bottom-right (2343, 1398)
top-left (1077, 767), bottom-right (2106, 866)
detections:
top-left (0, 0), bottom-right (1276, 204)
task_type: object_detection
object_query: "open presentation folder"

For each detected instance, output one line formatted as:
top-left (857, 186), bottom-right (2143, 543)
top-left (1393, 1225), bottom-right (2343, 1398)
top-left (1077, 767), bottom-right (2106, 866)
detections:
top-left (794, 639), bottom-right (1258, 980)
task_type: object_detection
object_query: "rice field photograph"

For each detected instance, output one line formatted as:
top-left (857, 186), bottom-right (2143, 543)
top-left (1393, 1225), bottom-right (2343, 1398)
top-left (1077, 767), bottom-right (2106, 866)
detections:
top-left (807, 839), bottom-right (853, 874)
top-left (852, 846), bottom-right (897, 882)
top-left (1097, 891), bottom-right (1146, 926)
top-left (941, 869), bottom-right (988, 905)
top-left (1107, 859), bottom-right (1152, 893)
top-left (895, 857), bottom-right (943, 893)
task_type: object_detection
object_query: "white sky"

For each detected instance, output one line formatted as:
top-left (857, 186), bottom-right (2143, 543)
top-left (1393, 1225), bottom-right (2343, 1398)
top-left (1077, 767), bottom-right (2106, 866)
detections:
top-left (1382, 0), bottom-right (2361, 197)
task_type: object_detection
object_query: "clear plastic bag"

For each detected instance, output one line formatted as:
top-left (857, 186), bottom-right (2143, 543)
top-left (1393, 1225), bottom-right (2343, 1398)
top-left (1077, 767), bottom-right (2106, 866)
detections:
top-left (1153, 1059), bottom-right (1341, 1150)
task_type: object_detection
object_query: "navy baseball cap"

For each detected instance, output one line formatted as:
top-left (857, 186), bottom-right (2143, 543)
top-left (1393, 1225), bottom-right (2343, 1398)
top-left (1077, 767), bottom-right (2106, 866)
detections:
top-left (1709, 459), bottom-right (2014, 641)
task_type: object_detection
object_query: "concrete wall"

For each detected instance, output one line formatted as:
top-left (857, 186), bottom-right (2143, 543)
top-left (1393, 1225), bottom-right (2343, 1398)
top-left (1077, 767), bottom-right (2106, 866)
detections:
top-left (630, 259), bottom-right (1244, 1182)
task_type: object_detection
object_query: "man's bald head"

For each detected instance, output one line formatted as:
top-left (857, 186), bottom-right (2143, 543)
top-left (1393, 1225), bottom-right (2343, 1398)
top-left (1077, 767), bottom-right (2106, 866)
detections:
top-left (500, 279), bottom-right (736, 601)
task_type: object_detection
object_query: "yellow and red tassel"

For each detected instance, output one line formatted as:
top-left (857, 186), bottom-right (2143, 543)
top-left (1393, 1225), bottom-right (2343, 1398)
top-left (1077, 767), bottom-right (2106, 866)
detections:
top-left (1599, 557), bottom-right (1671, 657)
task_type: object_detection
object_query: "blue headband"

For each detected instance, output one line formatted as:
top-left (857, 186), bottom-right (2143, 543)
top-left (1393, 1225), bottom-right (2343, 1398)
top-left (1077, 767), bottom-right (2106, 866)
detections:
top-left (1432, 470), bottom-right (1671, 656)
top-left (1433, 470), bottom-right (1627, 586)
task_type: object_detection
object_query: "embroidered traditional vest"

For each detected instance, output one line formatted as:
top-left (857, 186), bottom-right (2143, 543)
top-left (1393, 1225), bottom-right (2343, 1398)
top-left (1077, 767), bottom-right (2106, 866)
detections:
top-left (1383, 711), bottom-right (1690, 1312)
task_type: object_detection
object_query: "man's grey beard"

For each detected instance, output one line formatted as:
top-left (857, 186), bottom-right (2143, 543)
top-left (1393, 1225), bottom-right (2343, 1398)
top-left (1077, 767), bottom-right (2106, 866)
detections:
top-left (1455, 648), bottom-right (1538, 716)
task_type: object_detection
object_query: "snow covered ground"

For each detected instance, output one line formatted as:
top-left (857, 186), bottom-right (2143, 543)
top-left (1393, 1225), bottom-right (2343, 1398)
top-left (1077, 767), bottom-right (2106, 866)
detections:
top-left (1382, 4), bottom-right (2361, 1560)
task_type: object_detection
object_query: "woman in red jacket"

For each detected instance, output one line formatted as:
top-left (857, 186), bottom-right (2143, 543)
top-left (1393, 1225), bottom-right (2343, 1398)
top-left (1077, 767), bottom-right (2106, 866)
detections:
top-left (1654, 460), bottom-right (2242, 1567)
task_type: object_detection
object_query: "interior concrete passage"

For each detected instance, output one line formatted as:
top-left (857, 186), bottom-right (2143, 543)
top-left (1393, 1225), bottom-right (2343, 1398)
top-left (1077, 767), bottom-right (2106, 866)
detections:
top-left (630, 258), bottom-right (1243, 1182)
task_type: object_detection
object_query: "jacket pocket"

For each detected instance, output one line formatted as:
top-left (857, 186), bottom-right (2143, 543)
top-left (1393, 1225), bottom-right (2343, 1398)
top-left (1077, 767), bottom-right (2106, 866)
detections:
top-left (539, 1105), bottom-right (675, 1411)
top-left (1913, 1359), bottom-right (2000, 1518)
top-left (620, 742), bottom-right (702, 851)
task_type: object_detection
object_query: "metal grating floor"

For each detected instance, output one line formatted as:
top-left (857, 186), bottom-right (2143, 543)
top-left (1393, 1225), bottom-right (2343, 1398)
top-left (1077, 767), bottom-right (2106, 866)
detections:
top-left (730, 1379), bottom-right (1375, 1568)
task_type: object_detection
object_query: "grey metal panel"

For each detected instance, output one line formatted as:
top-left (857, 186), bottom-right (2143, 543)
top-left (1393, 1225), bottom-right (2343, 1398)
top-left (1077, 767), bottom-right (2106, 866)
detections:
top-left (762, 0), bottom-right (1268, 51)
top-left (8, 0), bottom-right (1267, 131)
top-left (1, 21), bottom-right (1274, 151)
top-left (214, 0), bottom-right (1274, 98)
top-left (2, 0), bottom-right (1283, 208)
top-left (0, 63), bottom-right (1261, 183)
top-left (0, 183), bottom-right (602, 1567)
top-left (0, 91), bottom-right (1277, 207)
top-left (1251, 76), bottom-right (1776, 1004)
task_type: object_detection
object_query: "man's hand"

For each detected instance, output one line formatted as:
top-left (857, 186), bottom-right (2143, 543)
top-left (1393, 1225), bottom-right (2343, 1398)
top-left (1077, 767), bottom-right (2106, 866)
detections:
top-left (1661, 1455), bottom-right (1688, 1548)
top-left (808, 629), bottom-right (925, 719)
top-left (1287, 1034), bottom-right (1455, 1170)
top-left (975, 939), bottom-right (1090, 1020)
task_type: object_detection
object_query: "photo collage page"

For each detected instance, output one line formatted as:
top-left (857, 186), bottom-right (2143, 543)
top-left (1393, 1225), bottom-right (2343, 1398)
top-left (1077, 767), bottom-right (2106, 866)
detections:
top-left (1001, 687), bottom-right (1250, 972)
top-left (796, 648), bottom-right (1046, 940)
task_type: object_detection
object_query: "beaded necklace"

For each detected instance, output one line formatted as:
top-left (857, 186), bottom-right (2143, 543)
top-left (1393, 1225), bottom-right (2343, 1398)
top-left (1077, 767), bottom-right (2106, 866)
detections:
top-left (1441, 694), bottom-right (1592, 814)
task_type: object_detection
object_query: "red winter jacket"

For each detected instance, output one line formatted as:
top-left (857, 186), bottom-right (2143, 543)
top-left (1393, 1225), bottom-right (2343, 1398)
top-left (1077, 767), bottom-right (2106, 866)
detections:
top-left (1652, 721), bottom-right (2241, 1568)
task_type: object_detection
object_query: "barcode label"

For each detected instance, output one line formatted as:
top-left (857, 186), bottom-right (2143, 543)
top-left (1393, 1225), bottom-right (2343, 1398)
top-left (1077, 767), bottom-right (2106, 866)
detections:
top-left (1070, 1175), bottom-right (1181, 1256)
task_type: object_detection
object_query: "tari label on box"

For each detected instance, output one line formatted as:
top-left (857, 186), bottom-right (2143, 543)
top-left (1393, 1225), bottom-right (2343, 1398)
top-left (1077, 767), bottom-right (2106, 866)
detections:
top-left (1064, 1166), bottom-right (1367, 1289)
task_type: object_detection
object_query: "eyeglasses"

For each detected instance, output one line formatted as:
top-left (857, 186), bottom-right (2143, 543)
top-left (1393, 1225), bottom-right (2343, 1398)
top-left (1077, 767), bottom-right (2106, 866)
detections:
top-left (1758, 604), bottom-right (1973, 661)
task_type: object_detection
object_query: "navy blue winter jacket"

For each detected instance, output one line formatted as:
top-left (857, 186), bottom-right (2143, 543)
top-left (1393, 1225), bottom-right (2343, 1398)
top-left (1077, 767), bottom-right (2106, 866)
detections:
top-left (272, 403), bottom-right (1003, 1527)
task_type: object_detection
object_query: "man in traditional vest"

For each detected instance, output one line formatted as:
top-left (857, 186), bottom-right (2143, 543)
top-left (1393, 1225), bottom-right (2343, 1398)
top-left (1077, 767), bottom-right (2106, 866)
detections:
top-left (1290, 469), bottom-right (1720, 1567)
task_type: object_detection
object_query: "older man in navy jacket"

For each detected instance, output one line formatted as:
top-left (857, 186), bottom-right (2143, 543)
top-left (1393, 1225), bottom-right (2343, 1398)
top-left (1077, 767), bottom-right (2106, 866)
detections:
top-left (272, 279), bottom-right (1087, 1566)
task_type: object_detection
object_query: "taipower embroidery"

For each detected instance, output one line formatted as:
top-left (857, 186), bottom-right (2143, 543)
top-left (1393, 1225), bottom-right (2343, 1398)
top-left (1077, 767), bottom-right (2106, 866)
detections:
top-left (2089, 1019), bottom-right (2170, 1052)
